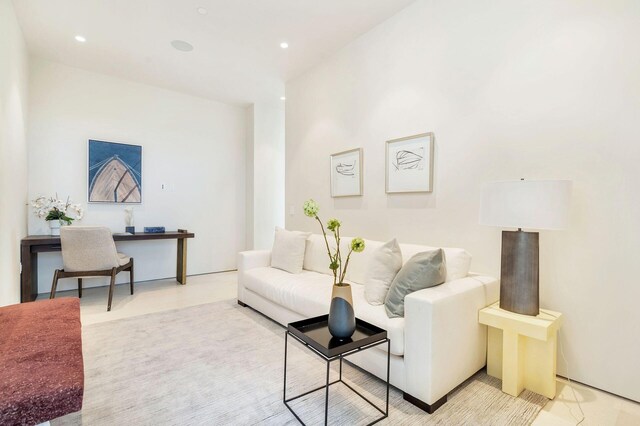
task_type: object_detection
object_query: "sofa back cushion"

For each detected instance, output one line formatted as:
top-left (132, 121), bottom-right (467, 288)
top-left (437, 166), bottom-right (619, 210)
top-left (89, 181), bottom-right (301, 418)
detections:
top-left (304, 234), bottom-right (374, 283)
top-left (302, 234), bottom-right (472, 284)
top-left (304, 234), bottom-right (338, 276)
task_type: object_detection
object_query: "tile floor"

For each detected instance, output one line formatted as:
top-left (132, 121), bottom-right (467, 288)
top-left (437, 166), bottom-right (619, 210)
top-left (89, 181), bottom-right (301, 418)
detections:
top-left (41, 271), bottom-right (238, 326)
top-left (42, 271), bottom-right (640, 425)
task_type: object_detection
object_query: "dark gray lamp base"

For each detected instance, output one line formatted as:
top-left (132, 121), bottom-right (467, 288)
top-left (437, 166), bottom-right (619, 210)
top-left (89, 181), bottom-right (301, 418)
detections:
top-left (500, 230), bottom-right (539, 316)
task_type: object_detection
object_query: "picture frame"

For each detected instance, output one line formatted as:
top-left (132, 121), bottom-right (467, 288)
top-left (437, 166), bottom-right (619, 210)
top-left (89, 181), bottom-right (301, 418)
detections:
top-left (330, 148), bottom-right (363, 197)
top-left (385, 133), bottom-right (434, 193)
top-left (88, 139), bottom-right (143, 204)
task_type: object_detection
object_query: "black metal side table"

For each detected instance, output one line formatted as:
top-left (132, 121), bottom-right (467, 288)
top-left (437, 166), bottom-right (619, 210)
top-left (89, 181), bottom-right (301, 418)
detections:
top-left (283, 314), bottom-right (390, 425)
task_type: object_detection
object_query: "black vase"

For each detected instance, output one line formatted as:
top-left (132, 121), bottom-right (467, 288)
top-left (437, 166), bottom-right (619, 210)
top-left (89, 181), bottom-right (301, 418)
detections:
top-left (328, 283), bottom-right (356, 339)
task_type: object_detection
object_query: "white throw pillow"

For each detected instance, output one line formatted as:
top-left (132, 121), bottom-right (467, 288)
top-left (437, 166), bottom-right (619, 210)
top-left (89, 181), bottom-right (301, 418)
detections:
top-left (271, 227), bottom-right (311, 274)
top-left (364, 239), bottom-right (403, 305)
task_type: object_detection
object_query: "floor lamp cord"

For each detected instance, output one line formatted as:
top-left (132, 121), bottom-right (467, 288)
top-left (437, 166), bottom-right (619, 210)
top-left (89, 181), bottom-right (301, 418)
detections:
top-left (558, 330), bottom-right (585, 425)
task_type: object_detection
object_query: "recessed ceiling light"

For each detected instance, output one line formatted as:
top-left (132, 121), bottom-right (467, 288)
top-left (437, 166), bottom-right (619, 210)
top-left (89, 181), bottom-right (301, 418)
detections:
top-left (280, 42), bottom-right (289, 49)
top-left (75, 35), bottom-right (86, 43)
top-left (197, 7), bottom-right (208, 15)
top-left (280, 96), bottom-right (286, 101)
top-left (171, 40), bottom-right (194, 52)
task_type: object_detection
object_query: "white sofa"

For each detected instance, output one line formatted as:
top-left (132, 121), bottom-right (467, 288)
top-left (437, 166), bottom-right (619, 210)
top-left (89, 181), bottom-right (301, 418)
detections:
top-left (237, 235), bottom-right (499, 412)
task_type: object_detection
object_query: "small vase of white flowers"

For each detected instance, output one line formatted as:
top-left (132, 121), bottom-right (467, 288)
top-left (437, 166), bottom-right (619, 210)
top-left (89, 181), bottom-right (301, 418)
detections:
top-left (31, 194), bottom-right (84, 236)
top-left (303, 199), bottom-right (365, 339)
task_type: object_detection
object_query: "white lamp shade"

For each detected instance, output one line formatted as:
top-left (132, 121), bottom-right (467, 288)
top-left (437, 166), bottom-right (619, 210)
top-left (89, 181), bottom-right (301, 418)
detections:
top-left (479, 180), bottom-right (572, 230)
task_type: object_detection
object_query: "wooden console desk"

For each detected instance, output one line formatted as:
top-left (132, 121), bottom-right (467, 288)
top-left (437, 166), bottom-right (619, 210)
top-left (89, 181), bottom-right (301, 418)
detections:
top-left (20, 230), bottom-right (195, 303)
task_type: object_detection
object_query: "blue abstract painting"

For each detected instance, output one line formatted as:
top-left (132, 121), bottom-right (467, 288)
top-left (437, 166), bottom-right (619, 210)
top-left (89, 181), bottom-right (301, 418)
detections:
top-left (88, 140), bottom-right (142, 203)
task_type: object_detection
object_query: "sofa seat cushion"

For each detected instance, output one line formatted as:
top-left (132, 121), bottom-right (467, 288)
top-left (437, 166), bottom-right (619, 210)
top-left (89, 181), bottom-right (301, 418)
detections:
top-left (243, 267), bottom-right (334, 318)
top-left (243, 267), bottom-right (405, 356)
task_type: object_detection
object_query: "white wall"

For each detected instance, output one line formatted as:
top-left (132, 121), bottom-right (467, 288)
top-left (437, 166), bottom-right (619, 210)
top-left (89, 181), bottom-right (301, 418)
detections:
top-left (0, 0), bottom-right (29, 306)
top-left (28, 58), bottom-right (247, 292)
top-left (245, 101), bottom-right (285, 250)
top-left (245, 105), bottom-right (255, 249)
top-left (285, 0), bottom-right (640, 401)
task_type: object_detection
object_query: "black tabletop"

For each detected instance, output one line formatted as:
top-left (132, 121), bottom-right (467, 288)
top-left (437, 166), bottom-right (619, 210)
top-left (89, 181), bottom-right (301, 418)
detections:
top-left (287, 314), bottom-right (387, 358)
top-left (21, 230), bottom-right (195, 246)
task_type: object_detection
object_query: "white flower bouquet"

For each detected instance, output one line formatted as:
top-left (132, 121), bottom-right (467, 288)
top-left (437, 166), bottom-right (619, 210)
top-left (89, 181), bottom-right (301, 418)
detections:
top-left (31, 194), bottom-right (84, 225)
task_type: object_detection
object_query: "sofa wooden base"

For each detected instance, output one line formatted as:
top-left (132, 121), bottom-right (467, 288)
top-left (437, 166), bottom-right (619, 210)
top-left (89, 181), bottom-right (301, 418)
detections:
top-left (403, 392), bottom-right (448, 414)
top-left (237, 300), bottom-right (248, 307)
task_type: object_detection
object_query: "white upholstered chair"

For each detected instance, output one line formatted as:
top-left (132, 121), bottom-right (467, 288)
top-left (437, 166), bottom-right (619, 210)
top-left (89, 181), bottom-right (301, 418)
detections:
top-left (50, 226), bottom-right (134, 311)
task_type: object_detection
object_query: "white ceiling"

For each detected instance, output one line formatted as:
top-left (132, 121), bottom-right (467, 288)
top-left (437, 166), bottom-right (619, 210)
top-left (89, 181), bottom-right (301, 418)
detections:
top-left (13, 0), bottom-right (416, 106)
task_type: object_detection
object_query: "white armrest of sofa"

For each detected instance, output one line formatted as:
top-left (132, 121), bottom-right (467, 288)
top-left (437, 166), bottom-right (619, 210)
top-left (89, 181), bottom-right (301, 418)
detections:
top-left (238, 250), bottom-right (271, 272)
top-left (237, 250), bottom-right (271, 303)
top-left (403, 275), bottom-right (499, 407)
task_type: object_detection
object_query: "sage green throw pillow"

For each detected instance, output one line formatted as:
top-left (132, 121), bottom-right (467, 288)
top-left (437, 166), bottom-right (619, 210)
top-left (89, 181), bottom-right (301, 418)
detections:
top-left (384, 249), bottom-right (446, 318)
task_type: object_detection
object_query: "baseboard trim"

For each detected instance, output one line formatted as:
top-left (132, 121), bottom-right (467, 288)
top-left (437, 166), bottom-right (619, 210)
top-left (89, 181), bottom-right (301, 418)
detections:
top-left (403, 392), bottom-right (447, 414)
top-left (36, 269), bottom-right (238, 297)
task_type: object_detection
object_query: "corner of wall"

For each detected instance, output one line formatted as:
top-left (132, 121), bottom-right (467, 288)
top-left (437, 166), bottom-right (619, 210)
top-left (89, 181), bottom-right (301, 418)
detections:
top-left (0, 0), bottom-right (29, 306)
top-left (245, 104), bottom-right (255, 250)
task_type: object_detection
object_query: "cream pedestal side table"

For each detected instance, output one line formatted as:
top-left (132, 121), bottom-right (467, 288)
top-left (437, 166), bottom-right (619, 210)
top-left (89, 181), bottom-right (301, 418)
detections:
top-left (479, 302), bottom-right (563, 399)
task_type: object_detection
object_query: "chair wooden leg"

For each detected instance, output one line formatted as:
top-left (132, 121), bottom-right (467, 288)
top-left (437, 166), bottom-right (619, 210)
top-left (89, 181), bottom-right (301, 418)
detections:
top-left (107, 267), bottom-right (117, 312)
top-left (78, 278), bottom-right (83, 298)
top-left (50, 270), bottom-right (60, 299)
top-left (129, 259), bottom-right (134, 295)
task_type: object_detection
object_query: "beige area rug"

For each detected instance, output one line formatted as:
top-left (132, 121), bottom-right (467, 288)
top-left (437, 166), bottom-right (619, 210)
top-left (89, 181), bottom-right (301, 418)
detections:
top-left (53, 300), bottom-right (547, 425)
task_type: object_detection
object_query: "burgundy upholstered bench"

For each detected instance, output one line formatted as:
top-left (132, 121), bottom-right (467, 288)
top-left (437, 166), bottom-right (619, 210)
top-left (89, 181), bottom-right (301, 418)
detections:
top-left (0, 298), bottom-right (84, 425)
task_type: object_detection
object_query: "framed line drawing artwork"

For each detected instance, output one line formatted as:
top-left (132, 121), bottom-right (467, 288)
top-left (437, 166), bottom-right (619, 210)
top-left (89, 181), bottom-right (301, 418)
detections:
top-left (88, 139), bottom-right (143, 203)
top-left (385, 133), bottom-right (434, 193)
top-left (330, 148), bottom-right (363, 197)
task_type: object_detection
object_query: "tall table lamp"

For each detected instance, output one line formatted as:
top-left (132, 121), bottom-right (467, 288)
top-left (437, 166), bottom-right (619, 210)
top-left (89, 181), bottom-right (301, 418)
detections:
top-left (479, 179), bottom-right (572, 316)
